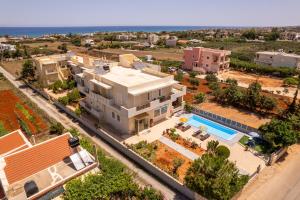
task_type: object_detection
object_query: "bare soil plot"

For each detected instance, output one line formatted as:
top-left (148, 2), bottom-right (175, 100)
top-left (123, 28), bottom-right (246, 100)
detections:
top-left (195, 102), bottom-right (271, 129)
top-left (218, 70), bottom-right (284, 88)
top-left (100, 48), bottom-right (184, 61)
top-left (24, 41), bottom-right (63, 51)
top-left (1, 60), bottom-right (25, 77)
top-left (153, 141), bottom-right (192, 182)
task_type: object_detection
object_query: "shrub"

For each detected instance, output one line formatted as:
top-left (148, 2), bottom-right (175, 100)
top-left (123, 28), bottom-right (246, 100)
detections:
top-left (194, 92), bottom-right (206, 104)
top-left (283, 77), bottom-right (299, 86)
top-left (216, 145), bottom-right (230, 159)
top-left (184, 103), bottom-right (193, 113)
top-left (50, 122), bottom-right (64, 135)
top-left (58, 96), bottom-right (69, 106)
top-left (205, 74), bottom-right (218, 83)
top-left (67, 88), bottom-right (81, 103)
top-left (189, 71), bottom-right (197, 78)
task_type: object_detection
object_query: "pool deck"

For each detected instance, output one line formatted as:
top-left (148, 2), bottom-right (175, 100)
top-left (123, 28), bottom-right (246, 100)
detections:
top-left (124, 113), bottom-right (266, 175)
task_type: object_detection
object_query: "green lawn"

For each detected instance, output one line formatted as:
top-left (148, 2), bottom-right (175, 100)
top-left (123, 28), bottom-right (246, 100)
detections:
top-left (239, 135), bottom-right (250, 146)
top-left (239, 135), bottom-right (268, 154)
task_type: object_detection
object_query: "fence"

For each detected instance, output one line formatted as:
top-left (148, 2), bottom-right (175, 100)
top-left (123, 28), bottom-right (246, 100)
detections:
top-left (192, 107), bottom-right (258, 134)
top-left (53, 101), bottom-right (205, 200)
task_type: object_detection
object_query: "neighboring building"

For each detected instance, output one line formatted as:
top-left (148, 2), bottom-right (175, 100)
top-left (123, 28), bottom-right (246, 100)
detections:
top-left (119, 54), bottom-right (160, 71)
top-left (159, 34), bottom-right (170, 40)
top-left (0, 130), bottom-right (97, 200)
top-left (0, 43), bottom-right (16, 52)
top-left (119, 54), bottom-right (142, 68)
top-left (0, 37), bottom-right (8, 43)
top-left (116, 33), bottom-right (137, 41)
top-left (34, 54), bottom-right (71, 87)
top-left (183, 47), bottom-right (231, 73)
top-left (280, 31), bottom-right (300, 41)
top-left (165, 36), bottom-right (178, 47)
top-left (83, 38), bottom-right (95, 46)
top-left (148, 34), bottom-right (159, 45)
top-left (255, 51), bottom-right (300, 69)
top-left (75, 65), bottom-right (186, 134)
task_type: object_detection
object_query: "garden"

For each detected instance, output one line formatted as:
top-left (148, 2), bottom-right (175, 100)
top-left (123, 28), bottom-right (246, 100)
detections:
top-left (0, 90), bottom-right (48, 136)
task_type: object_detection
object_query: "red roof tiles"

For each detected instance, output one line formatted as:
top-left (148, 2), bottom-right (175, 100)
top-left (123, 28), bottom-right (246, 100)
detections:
top-left (0, 130), bottom-right (29, 156)
top-left (4, 134), bottom-right (72, 184)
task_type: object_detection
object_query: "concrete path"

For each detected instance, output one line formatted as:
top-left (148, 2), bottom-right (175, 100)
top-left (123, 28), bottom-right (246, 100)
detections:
top-left (0, 66), bottom-right (187, 200)
top-left (159, 136), bottom-right (199, 161)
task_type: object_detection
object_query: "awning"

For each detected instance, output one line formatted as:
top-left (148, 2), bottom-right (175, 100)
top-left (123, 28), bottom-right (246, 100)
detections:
top-left (134, 112), bottom-right (149, 120)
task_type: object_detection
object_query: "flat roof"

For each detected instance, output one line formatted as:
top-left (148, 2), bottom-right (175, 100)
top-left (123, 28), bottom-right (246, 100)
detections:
top-left (3, 134), bottom-right (72, 185)
top-left (257, 51), bottom-right (300, 58)
top-left (101, 66), bottom-right (161, 87)
top-left (0, 130), bottom-right (30, 157)
top-left (129, 80), bottom-right (177, 96)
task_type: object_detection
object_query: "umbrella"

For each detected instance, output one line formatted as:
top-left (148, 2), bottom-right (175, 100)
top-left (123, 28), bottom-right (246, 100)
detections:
top-left (248, 132), bottom-right (260, 138)
top-left (180, 117), bottom-right (188, 123)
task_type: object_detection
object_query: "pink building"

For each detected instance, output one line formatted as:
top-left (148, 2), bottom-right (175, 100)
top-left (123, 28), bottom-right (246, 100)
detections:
top-left (183, 47), bottom-right (231, 73)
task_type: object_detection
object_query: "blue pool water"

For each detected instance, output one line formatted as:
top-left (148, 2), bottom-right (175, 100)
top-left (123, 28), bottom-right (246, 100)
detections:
top-left (187, 114), bottom-right (237, 140)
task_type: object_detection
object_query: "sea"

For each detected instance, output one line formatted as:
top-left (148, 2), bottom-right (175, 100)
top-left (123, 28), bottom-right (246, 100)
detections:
top-left (0, 26), bottom-right (236, 37)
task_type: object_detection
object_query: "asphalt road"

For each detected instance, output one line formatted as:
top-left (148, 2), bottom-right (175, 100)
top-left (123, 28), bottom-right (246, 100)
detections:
top-left (0, 66), bottom-right (187, 200)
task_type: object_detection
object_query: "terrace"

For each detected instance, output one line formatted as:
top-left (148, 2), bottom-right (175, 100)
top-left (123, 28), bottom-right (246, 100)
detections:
top-left (125, 113), bottom-right (266, 175)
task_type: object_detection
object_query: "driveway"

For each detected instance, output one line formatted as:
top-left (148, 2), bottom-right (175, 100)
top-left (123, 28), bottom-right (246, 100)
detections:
top-left (238, 144), bottom-right (300, 200)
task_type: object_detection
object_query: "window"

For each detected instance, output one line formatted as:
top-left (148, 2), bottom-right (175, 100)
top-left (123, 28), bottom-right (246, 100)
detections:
top-left (117, 115), bottom-right (120, 121)
top-left (147, 93), bottom-right (150, 100)
top-left (154, 109), bottom-right (160, 117)
top-left (112, 112), bottom-right (115, 119)
top-left (159, 89), bottom-right (161, 96)
top-left (206, 64), bottom-right (209, 67)
top-left (207, 56), bottom-right (210, 59)
top-left (161, 105), bottom-right (168, 114)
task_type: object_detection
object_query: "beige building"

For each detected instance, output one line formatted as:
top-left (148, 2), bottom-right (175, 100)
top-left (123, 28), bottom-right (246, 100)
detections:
top-left (34, 54), bottom-right (71, 87)
top-left (75, 65), bottom-right (186, 134)
top-left (255, 51), bottom-right (300, 69)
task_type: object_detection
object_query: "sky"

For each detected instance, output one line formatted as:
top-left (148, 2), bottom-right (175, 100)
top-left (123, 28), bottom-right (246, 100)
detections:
top-left (0, 0), bottom-right (299, 27)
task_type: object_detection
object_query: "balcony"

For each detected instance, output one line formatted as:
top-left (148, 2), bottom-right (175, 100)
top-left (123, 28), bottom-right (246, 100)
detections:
top-left (136, 103), bottom-right (151, 111)
top-left (45, 69), bottom-right (58, 75)
top-left (90, 90), bottom-right (113, 105)
top-left (159, 95), bottom-right (171, 103)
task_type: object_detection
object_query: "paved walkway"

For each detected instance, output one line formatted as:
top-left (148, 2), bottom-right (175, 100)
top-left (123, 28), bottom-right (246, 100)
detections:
top-left (159, 136), bottom-right (199, 161)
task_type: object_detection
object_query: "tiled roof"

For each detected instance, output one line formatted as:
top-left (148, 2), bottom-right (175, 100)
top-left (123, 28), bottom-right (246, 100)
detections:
top-left (0, 130), bottom-right (29, 156)
top-left (4, 134), bottom-right (72, 184)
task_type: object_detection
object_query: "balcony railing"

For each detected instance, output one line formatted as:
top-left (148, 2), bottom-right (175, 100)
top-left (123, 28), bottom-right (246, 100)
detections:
top-left (136, 103), bottom-right (150, 111)
top-left (159, 95), bottom-right (171, 103)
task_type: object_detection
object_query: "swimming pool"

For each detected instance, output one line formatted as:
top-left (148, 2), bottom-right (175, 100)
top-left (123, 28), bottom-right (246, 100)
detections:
top-left (187, 114), bottom-right (237, 140)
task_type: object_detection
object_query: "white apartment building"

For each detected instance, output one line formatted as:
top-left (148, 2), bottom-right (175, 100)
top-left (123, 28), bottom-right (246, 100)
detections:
top-left (75, 65), bottom-right (186, 134)
top-left (0, 43), bottom-right (16, 52)
top-left (116, 33), bottom-right (137, 41)
top-left (148, 34), bottom-right (159, 45)
top-left (255, 51), bottom-right (300, 69)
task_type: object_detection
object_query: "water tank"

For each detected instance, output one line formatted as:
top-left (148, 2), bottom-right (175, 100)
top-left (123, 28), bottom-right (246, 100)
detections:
top-left (24, 181), bottom-right (39, 198)
top-left (68, 137), bottom-right (80, 148)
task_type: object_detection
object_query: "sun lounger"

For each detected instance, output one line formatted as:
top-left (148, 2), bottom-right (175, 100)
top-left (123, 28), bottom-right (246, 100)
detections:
top-left (192, 130), bottom-right (202, 137)
top-left (175, 122), bottom-right (184, 128)
top-left (199, 134), bottom-right (210, 141)
top-left (181, 125), bottom-right (191, 132)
